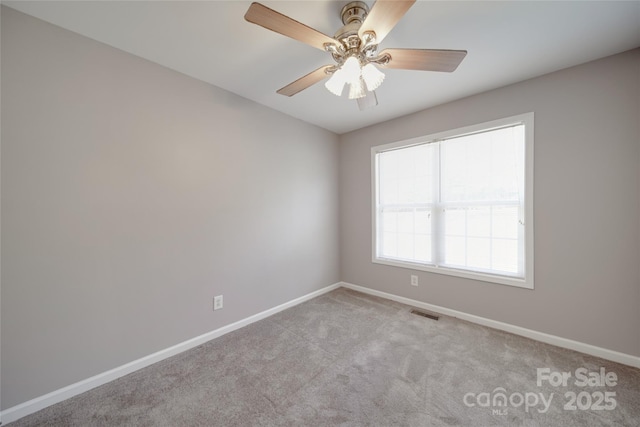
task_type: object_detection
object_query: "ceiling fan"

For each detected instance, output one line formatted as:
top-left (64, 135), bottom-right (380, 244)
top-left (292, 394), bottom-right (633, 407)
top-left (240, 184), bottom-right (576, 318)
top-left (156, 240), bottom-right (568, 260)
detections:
top-left (244, 0), bottom-right (467, 110)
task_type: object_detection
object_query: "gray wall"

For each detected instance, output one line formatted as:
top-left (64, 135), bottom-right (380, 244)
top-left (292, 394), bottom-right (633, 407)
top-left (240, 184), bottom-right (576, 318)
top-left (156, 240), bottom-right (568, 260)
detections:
top-left (1, 7), bottom-right (339, 409)
top-left (340, 48), bottom-right (640, 358)
top-left (2, 2), bottom-right (639, 414)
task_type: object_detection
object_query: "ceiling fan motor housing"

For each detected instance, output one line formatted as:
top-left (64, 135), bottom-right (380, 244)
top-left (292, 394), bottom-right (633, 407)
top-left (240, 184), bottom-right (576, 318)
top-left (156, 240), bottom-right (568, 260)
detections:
top-left (335, 1), bottom-right (369, 50)
top-left (330, 1), bottom-right (385, 69)
top-left (340, 1), bottom-right (369, 25)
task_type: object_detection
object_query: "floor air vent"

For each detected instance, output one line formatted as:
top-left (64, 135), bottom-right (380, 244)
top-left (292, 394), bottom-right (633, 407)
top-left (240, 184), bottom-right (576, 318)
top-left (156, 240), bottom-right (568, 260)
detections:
top-left (410, 309), bottom-right (440, 321)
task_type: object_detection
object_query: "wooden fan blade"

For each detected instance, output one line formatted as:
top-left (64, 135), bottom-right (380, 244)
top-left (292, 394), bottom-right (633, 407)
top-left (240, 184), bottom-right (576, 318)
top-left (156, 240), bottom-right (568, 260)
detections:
top-left (245, 3), bottom-right (338, 51)
top-left (277, 65), bottom-right (333, 97)
top-left (359, 0), bottom-right (416, 44)
top-left (378, 49), bottom-right (467, 72)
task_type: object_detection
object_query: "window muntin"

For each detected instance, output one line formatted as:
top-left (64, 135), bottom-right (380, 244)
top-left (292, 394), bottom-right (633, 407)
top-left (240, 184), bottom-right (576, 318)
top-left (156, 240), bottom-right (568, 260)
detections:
top-left (372, 114), bottom-right (533, 289)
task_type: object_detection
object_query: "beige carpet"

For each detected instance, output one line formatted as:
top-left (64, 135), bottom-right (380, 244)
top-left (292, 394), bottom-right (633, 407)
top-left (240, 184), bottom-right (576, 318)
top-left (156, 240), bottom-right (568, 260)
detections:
top-left (9, 288), bottom-right (640, 426)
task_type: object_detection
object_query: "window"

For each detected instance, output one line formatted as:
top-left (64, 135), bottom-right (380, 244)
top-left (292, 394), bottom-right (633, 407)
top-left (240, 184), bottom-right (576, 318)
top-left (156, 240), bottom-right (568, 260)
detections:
top-left (372, 113), bottom-right (534, 289)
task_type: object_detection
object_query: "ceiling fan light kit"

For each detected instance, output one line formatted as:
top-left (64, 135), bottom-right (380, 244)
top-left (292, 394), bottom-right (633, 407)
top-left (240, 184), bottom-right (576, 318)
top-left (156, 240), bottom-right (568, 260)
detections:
top-left (244, 0), bottom-right (467, 109)
top-left (361, 63), bottom-right (385, 91)
top-left (324, 54), bottom-right (384, 100)
top-left (322, 1), bottom-right (389, 102)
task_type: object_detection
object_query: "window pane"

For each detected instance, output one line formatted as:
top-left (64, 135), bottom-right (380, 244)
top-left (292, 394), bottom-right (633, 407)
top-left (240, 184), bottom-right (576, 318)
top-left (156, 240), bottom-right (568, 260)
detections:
top-left (397, 233), bottom-right (414, 260)
top-left (442, 205), bottom-right (522, 276)
top-left (414, 209), bottom-right (431, 234)
top-left (379, 207), bottom-right (432, 263)
top-left (397, 210), bottom-right (414, 233)
top-left (445, 208), bottom-right (465, 236)
top-left (493, 206), bottom-right (519, 239)
top-left (378, 144), bottom-right (435, 205)
top-left (415, 234), bottom-right (431, 263)
top-left (378, 143), bottom-right (435, 265)
top-left (441, 125), bottom-right (524, 203)
top-left (467, 206), bottom-right (491, 237)
top-left (381, 210), bottom-right (397, 232)
top-left (382, 231), bottom-right (397, 258)
top-left (467, 237), bottom-right (491, 269)
top-left (445, 236), bottom-right (466, 267)
top-left (492, 239), bottom-right (518, 273)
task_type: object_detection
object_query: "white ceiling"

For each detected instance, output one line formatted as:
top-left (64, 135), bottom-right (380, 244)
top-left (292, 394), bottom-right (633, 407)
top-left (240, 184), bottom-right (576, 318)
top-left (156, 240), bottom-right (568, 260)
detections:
top-left (5, 0), bottom-right (640, 134)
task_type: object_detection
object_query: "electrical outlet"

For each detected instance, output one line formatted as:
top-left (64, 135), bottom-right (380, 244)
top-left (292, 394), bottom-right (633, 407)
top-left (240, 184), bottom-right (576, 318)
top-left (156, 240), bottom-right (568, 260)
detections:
top-left (411, 275), bottom-right (419, 287)
top-left (213, 295), bottom-right (223, 311)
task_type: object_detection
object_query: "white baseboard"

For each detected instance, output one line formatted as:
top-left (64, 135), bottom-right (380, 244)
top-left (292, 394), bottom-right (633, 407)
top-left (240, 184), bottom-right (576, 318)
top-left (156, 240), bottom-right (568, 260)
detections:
top-left (340, 281), bottom-right (640, 369)
top-left (0, 282), bottom-right (341, 425)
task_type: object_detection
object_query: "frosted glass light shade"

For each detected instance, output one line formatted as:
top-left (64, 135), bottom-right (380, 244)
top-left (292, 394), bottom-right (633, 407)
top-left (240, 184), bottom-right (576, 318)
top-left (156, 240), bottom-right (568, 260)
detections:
top-left (362, 63), bottom-right (385, 91)
top-left (348, 78), bottom-right (366, 100)
top-left (325, 55), bottom-right (384, 99)
top-left (325, 68), bottom-right (347, 96)
top-left (342, 56), bottom-right (362, 85)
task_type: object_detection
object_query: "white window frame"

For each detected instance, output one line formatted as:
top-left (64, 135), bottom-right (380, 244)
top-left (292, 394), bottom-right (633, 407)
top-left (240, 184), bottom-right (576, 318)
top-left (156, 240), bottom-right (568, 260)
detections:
top-left (371, 113), bottom-right (534, 289)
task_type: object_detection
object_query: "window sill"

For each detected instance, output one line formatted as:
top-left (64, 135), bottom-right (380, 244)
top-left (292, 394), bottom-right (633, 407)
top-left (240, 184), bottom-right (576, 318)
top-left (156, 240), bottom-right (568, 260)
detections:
top-left (373, 256), bottom-right (534, 289)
